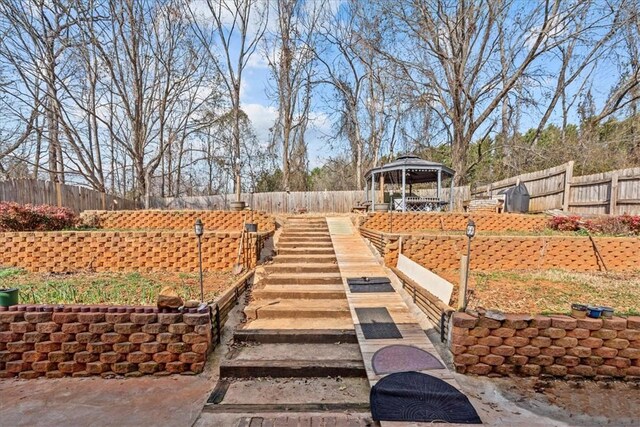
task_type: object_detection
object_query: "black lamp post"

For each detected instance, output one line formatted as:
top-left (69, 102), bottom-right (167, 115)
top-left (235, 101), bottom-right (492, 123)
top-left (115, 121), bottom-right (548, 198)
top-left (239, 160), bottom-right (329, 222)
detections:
top-left (463, 219), bottom-right (476, 310)
top-left (194, 219), bottom-right (204, 302)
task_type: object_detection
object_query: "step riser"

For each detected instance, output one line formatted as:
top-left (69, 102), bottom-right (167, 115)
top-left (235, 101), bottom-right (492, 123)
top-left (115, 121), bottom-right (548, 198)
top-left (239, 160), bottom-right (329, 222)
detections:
top-left (252, 291), bottom-right (346, 300)
top-left (245, 309), bottom-right (351, 320)
top-left (277, 243), bottom-right (334, 249)
top-left (264, 266), bottom-right (340, 274)
top-left (234, 329), bottom-right (359, 344)
top-left (278, 238), bottom-right (333, 243)
top-left (277, 249), bottom-right (335, 255)
top-left (219, 364), bottom-right (366, 379)
top-left (280, 234), bottom-right (331, 238)
top-left (273, 256), bottom-right (337, 263)
top-left (261, 278), bottom-right (343, 285)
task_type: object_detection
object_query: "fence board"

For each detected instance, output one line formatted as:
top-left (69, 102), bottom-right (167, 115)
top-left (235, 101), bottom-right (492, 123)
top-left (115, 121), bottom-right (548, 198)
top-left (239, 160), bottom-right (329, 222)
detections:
top-left (472, 162), bottom-right (573, 213)
top-left (0, 179), bottom-right (138, 212)
top-left (568, 167), bottom-right (640, 215)
top-left (152, 186), bottom-right (471, 213)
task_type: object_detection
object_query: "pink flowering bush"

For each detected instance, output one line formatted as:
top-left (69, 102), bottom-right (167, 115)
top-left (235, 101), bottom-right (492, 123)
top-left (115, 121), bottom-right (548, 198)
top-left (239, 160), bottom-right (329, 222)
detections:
top-left (0, 202), bottom-right (77, 231)
top-left (548, 214), bottom-right (640, 236)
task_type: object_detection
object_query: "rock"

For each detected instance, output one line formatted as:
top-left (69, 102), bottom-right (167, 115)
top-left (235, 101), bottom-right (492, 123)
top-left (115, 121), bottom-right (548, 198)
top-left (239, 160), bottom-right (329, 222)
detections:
top-left (157, 287), bottom-right (183, 309)
top-left (184, 300), bottom-right (200, 309)
top-left (485, 310), bottom-right (506, 321)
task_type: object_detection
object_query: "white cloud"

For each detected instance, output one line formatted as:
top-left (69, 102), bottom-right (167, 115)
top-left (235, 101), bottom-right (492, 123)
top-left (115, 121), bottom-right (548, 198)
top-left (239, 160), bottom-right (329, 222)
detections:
top-left (242, 102), bottom-right (277, 144)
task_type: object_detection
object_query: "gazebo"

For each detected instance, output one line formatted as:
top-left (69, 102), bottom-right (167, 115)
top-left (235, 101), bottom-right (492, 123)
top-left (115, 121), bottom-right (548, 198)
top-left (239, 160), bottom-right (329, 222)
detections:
top-left (364, 155), bottom-right (456, 212)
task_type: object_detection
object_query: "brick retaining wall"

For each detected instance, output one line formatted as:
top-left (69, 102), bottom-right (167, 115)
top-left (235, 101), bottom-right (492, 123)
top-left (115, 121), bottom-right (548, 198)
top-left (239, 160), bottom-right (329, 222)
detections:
top-left (378, 234), bottom-right (640, 272)
top-left (81, 210), bottom-right (276, 232)
top-left (361, 212), bottom-right (548, 233)
top-left (0, 231), bottom-right (270, 273)
top-left (450, 312), bottom-right (640, 379)
top-left (0, 305), bottom-right (212, 379)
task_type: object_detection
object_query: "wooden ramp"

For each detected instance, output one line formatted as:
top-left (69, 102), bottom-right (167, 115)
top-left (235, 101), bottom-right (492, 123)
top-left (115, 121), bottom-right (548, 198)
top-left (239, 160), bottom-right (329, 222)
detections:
top-left (327, 217), bottom-right (477, 426)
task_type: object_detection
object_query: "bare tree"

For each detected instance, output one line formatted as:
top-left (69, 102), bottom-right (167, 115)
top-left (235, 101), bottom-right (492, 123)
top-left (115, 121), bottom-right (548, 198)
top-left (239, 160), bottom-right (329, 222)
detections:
top-left (378, 0), bottom-right (597, 183)
top-left (265, 0), bottom-right (322, 191)
top-left (189, 0), bottom-right (268, 203)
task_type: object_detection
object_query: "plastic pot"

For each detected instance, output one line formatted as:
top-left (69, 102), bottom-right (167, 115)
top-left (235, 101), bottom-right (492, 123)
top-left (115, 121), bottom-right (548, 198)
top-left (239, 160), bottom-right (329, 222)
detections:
top-left (230, 201), bottom-right (246, 211)
top-left (0, 288), bottom-right (19, 307)
top-left (374, 203), bottom-right (390, 212)
top-left (586, 306), bottom-right (603, 319)
top-left (245, 223), bottom-right (258, 233)
top-left (600, 306), bottom-right (614, 318)
top-left (571, 303), bottom-right (588, 319)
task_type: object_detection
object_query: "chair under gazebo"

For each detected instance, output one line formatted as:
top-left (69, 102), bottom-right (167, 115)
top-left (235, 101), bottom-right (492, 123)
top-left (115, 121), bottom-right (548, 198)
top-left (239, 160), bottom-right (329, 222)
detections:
top-left (364, 155), bottom-right (456, 212)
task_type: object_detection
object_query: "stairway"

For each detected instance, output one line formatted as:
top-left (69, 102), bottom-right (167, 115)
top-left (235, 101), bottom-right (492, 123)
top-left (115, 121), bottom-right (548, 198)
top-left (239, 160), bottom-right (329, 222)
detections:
top-left (217, 216), bottom-right (367, 384)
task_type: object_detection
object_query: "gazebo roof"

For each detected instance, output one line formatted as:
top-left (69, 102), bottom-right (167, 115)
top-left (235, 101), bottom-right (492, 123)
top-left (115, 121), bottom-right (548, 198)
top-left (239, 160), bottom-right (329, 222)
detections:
top-left (365, 155), bottom-right (455, 184)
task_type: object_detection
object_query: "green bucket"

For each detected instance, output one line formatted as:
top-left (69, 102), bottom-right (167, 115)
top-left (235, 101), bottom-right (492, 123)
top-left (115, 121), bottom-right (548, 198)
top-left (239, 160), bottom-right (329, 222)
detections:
top-left (0, 288), bottom-right (19, 307)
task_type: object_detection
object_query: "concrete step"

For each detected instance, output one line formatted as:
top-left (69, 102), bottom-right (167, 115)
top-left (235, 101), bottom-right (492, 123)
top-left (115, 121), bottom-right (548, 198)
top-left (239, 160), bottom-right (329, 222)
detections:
top-left (231, 342), bottom-right (363, 362)
top-left (205, 377), bottom-right (370, 407)
top-left (278, 237), bottom-right (333, 243)
top-left (220, 359), bottom-right (365, 378)
top-left (243, 317), bottom-right (354, 330)
top-left (273, 254), bottom-right (337, 264)
top-left (280, 232), bottom-right (330, 237)
top-left (264, 263), bottom-right (340, 274)
top-left (277, 248), bottom-right (336, 256)
top-left (245, 299), bottom-right (350, 321)
top-left (234, 328), bottom-right (358, 344)
top-left (260, 273), bottom-right (343, 286)
top-left (277, 243), bottom-right (334, 251)
top-left (252, 285), bottom-right (345, 300)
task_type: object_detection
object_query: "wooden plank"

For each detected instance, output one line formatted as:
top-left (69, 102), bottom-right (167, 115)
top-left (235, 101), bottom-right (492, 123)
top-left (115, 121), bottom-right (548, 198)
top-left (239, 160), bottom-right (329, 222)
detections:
top-left (610, 172), bottom-right (619, 215)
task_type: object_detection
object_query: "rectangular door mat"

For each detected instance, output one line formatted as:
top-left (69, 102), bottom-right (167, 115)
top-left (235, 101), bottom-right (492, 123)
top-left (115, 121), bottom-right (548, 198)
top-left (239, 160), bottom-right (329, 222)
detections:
top-left (348, 277), bottom-right (395, 293)
top-left (355, 307), bottom-right (403, 339)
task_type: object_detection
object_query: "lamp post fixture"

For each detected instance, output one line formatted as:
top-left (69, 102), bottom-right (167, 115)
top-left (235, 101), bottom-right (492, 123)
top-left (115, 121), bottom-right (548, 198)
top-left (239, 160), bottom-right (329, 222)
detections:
top-left (194, 219), bottom-right (204, 302)
top-left (462, 219), bottom-right (476, 311)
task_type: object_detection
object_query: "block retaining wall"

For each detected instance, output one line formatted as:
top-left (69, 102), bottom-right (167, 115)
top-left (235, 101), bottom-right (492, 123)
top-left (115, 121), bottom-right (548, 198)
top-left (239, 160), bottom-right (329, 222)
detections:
top-left (0, 230), bottom-right (270, 273)
top-left (81, 210), bottom-right (275, 232)
top-left (361, 212), bottom-right (548, 233)
top-left (450, 312), bottom-right (640, 380)
top-left (0, 305), bottom-right (212, 379)
top-left (370, 233), bottom-right (640, 272)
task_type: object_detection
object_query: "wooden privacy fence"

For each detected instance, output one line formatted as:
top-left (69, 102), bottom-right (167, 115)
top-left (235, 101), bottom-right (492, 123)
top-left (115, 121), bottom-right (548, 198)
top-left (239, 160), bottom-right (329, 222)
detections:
top-left (568, 167), bottom-right (640, 215)
top-left (152, 186), bottom-right (472, 213)
top-left (0, 179), bottom-right (138, 212)
top-left (473, 162), bottom-right (640, 215)
top-left (472, 162), bottom-right (573, 212)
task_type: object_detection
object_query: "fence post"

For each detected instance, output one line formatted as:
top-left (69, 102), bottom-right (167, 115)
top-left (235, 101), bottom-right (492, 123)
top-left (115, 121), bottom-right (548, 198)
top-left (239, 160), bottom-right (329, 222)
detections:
top-left (55, 182), bottom-right (63, 207)
top-left (458, 255), bottom-right (468, 311)
top-left (562, 161), bottom-right (574, 212)
top-left (609, 172), bottom-right (619, 215)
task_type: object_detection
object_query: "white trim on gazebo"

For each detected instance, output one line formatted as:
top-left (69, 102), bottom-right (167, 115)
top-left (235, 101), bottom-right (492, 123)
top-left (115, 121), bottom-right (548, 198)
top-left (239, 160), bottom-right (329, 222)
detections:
top-left (365, 155), bottom-right (456, 212)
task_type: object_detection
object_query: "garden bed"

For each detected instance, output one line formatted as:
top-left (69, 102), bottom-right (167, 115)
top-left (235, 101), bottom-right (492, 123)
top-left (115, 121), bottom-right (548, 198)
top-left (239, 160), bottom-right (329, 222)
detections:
top-left (438, 269), bottom-right (640, 315)
top-left (0, 268), bottom-right (236, 305)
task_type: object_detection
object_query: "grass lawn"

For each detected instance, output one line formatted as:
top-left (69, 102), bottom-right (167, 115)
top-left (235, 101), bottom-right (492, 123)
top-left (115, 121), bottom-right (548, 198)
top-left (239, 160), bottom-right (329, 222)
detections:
top-left (0, 268), bottom-right (236, 306)
top-left (438, 269), bottom-right (640, 315)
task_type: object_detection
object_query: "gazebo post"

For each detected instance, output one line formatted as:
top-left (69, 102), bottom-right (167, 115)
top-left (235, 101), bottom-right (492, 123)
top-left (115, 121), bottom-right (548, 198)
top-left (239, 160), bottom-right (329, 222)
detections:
top-left (371, 172), bottom-right (375, 212)
top-left (401, 167), bottom-right (406, 212)
top-left (437, 169), bottom-right (442, 201)
top-left (449, 174), bottom-right (455, 211)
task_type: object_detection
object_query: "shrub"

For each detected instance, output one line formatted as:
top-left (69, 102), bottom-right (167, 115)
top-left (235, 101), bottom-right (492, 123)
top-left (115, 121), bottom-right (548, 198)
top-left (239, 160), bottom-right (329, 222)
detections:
top-left (548, 214), bottom-right (640, 236)
top-left (0, 202), bottom-right (77, 232)
top-left (548, 215), bottom-right (582, 232)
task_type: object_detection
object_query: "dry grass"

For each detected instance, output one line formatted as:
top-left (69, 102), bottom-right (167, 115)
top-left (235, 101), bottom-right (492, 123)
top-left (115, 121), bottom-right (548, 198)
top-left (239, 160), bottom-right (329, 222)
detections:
top-left (0, 268), bottom-right (236, 305)
top-left (438, 269), bottom-right (640, 315)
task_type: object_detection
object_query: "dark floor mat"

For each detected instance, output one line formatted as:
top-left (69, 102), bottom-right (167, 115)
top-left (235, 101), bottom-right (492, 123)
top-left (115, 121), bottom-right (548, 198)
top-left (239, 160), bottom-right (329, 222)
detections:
top-left (370, 372), bottom-right (482, 424)
top-left (360, 323), bottom-right (402, 339)
top-left (372, 345), bottom-right (444, 374)
top-left (356, 308), bottom-right (403, 339)
top-left (349, 283), bottom-right (395, 293)
top-left (347, 277), bottom-right (391, 286)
